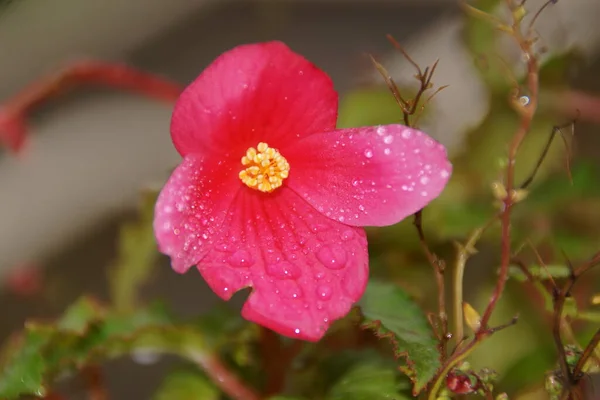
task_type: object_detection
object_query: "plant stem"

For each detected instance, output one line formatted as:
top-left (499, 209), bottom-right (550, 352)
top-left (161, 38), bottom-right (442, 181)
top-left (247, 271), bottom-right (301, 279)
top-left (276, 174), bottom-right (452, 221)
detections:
top-left (479, 0), bottom-right (539, 330)
top-left (0, 60), bottom-right (182, 152)
top-left (189, 351), bottom-right (261, 400)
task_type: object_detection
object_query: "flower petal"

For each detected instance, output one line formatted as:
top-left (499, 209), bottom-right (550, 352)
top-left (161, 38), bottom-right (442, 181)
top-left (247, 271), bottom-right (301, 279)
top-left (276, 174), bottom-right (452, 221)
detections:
top-left (153, 154), bottom-right (239, 273)
top-left (284, 124), bottom-right (452, 227)
top-left (196, 187), bottom-right (368, 341)
top-left (171, 41), bottom-right (338, 157)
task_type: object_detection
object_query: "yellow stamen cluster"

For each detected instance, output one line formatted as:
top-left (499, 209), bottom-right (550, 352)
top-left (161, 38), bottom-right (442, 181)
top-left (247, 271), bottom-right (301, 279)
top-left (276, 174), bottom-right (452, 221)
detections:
top-left (239, 142), bottom-right (290, 193)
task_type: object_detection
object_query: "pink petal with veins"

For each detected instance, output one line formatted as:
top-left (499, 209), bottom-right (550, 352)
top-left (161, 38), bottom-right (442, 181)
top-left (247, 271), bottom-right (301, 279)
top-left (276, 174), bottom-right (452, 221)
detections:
top-left (284, 124), bottom-right (452, 227)
top-left (170, 41), bottom-right (338, 157)
top-left (196, 187), bottom-right (368, 341)
top-left (153, 154), bottom-right (240, 273)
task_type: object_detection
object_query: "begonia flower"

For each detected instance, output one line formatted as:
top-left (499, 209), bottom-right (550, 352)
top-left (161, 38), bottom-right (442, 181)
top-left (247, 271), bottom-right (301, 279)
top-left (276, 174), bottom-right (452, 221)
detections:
top-left (154, 41), bottom-right (451, 341)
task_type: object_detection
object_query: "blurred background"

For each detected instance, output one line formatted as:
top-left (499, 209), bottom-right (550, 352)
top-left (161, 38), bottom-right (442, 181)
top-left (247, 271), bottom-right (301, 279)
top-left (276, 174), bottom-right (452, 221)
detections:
top-left (1, 0), bottom-right (599, 398)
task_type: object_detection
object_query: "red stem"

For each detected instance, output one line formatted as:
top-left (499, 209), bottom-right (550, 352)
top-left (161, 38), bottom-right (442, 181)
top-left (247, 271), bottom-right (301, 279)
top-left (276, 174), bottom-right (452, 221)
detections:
top-left (195, 354), bottom-right (261, 400)
top-left (0, 60), bottom-right (182, 152)
top-left (479, 1), bottom-right (539, 329)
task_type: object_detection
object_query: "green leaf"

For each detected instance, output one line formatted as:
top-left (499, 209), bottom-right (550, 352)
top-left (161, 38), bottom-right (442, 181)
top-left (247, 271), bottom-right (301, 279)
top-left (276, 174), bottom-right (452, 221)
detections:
top-left (0, 330), bottom-right (51, 398)
top-left (57, 297), bottom-right (104, 334)
top-left (268, 397), bottom-right (308, 400)
top-left (153, 369), bottom-right (218, 400)
top-left (0, 300), bottom-right (207, 399)
top-left (327, 360), bottom-right (409, 400)
top-left (507, 264), bottom-right (572, 282)
top-left (337, 88), bottom-right (402, 129)
top-left (109, 190), bottom-right (160, 312)
top-left (359, 281), bottom-right (441, 394)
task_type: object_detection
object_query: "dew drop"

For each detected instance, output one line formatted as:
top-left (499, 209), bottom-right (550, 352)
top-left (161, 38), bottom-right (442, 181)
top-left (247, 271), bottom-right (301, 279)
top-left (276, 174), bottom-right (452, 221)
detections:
top-left (294, 328), bottom-right (301, 335)
top-left (401, 129), bottom-right (412, 139)
top-left (383, 135), bottom-right (394, 144)
top-left (421, 191), bottom-right (429, 197)
top-left (317, 245), bottom-right (348, 270)
top-left (384, 148), bottom-right (391, 155)
top-left (341, 229), bottom-right (355, 241)
top-left (364, 149), bottom-right (373, 158)
top-left (228, 249), bottom-right (254, 268)
top-left (316, 285), bottom-right (333, 301)
top-left (311, 223), bottom-right (330, 233)
top-left (314, 271), bottom-right (326, 280)
top-left (420, 176), bottom-right (430, 185)
top-left (266, 261), bottom-right (302, 280)
top-left (376, 126), bottom-right (386, 136)
top-left (441, 169), bottom-right (450, 178)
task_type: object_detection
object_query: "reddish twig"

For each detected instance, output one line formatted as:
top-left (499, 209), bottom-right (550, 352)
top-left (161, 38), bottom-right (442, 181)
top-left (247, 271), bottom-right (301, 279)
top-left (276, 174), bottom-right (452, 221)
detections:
top-left (192, 353), bottom-right (261, 400)
top-left (0, 60), bottom-right (182, 152)
top-left (81, 365), bottom-right (109, 400)
top-left (259, 327), bottom-right (303, 396)
top-left (479, 0), bottom-right (540, 330)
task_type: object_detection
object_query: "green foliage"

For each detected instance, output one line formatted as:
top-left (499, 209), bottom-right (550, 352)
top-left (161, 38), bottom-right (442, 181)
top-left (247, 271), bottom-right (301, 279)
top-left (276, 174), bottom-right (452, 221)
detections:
top-left (109, 191), bottom-right (160, 312)
top-left (327, 359), bottom-right (410, 400)
top-left (0, 297), bottom-right (208, 399)
top-left (337, 88), bottom-right (402, 129)
top-left (359, 281), bottom-right (441, 394)
top-left (153, 369), bottom-right (219, 400)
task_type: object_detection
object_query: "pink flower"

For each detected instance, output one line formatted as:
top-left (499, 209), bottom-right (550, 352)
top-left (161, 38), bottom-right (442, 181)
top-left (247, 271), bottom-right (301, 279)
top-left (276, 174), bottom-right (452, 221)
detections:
top-left (154, 41), bottom-right (451, 341)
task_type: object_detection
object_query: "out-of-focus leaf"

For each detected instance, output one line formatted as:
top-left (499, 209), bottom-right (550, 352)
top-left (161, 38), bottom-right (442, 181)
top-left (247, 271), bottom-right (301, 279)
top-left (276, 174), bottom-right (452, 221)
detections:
top-left (153, 369), bottom-right (218, 400)
top-left (499, 345), bottom-right (555, 390)
top-left (527, 162), bottom-right (600, 209)
top-left (109, 190), bottom-right (160, 312)
top-left (359, 281), bottom-right (441, 394)
top-left (507, 264), bottom-right (572, 282)
top-left (57, 297), bottom-right (104, 334)
top-left (0, 299), bottom-right (207, 400)
top-left (268, 397), bottom-right (308, 400)
top-left (327, 360), bottom-right (410, 400)
top-left (0, 330), bottom-right (50, 398)
top-left (337, 88), bottom-right (402, 129)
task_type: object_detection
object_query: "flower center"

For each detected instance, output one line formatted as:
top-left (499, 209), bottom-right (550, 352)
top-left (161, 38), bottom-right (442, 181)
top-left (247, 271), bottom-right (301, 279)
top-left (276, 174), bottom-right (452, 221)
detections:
top-left (239, 142), bottom-right (290, 193)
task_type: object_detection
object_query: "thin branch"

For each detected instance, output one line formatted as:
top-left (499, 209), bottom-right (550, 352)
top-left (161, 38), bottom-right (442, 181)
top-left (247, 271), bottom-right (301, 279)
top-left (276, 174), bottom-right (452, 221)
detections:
top-left (413, 210), bottom-right (449, 357)
top-left (0, 60), bottom-right (182, 152)
top-left (518, 120), bottom-right (575, 190)
top-left (190, 352), bottom-right (261, 400)
top-left (479, 0), bottom-right (540, 330)
top-left (573, 329), bottom-right (600, 379)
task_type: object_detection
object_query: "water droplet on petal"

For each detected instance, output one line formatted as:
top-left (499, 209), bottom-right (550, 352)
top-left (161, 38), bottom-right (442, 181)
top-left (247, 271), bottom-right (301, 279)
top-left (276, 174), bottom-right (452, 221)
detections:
top-left (420, 176), bottom-right (430, 185)
top-left (228, 249), bottom-right (254, 268)
top-left (341, 229), bottom-right (355, 241)
top-left (384, 148), bottom-right (391, 155)
top-left (383, 135), bottom-right (393, 144)
top-left (266, 261), bottom-right (302, 280)
top-left (364, 149), bottom-right (373, 158)
top-left (314, 271), bottom-right (326, 280)
top-left (376, 126), bottom-right (386, 136)
top-left (311, 223), bottom-right (329, 233)
top-left (294, 328), bottom-right (301, 334)
top-left (317, 245), bottom-right (348, 270)
top-left (441, 169), bottom-right (450, 178)
top-left (421, 191), bottom-right (429, 197)
top-left (401, 129), bottom-right (413, 139)
top-left (316, 285), bottom-right (333, 300)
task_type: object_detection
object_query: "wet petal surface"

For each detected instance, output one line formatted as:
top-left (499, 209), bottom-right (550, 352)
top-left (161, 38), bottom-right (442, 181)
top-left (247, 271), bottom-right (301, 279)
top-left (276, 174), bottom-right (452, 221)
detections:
top-left (153, 154), bottom-right (239, 273)
top-left (196, 187), bottom-right (369, 341)
top-left (170, 41), bottom-right (338, 157)
top-left (284, 124), bottom-right (452, 227)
